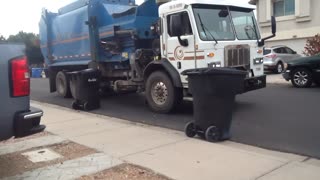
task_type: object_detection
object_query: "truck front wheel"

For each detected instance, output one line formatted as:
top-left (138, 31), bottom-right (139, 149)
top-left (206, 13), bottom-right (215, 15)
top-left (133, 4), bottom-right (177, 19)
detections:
top-left (56, 71), bottom-right (72, 98)
top-left (145, 71), bottom-right (182, 113)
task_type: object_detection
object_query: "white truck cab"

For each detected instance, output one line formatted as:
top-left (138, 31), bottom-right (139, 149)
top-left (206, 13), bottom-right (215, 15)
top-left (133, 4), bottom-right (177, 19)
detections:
top-left (158, 0), bottom-right (269, 88)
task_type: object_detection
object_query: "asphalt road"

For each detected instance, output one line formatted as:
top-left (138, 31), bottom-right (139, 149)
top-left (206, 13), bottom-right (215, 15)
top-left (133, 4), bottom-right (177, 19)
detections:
top-left (31, 78), bottom-right (320, 158)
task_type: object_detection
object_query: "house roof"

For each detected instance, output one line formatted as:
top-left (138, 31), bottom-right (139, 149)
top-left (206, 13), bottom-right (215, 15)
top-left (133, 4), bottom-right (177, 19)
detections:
top-left (249, 0), bottom-right (257, 5)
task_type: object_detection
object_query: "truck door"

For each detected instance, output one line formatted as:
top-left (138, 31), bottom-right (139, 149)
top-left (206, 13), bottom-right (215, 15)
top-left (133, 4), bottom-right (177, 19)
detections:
top-left (164, 11), bottom-right (196, 86)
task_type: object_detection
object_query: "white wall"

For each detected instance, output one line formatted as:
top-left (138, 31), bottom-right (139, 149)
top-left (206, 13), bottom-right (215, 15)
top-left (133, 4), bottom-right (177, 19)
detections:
top-left (255, 0), bottom-right (319, 55)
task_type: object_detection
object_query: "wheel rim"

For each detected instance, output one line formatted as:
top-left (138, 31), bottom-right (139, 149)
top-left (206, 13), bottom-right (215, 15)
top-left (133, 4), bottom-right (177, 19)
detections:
top-left (185, 122), bottom-right (196, 137)
top-left (293, 71), bottom-right (309, 86)
top-left (277, 64), bottom-right (283, 73)
top-left (186, 123), bottom-right (195, 133)
top-left (207, 127), bottom-right (218, 140)
top-left (151, 81), bottom-right (168, 106)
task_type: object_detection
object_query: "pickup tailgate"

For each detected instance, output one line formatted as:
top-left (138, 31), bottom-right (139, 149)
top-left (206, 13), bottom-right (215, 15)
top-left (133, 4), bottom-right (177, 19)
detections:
top-left (0, 43), bottom-right (30, 140)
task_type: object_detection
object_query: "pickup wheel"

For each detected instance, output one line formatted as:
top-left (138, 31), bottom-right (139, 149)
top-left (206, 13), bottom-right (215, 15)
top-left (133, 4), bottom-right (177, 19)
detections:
top-left (145, 71), bottom-right (181, 113)
top-left (291, 68), bottom-right (313, 88)
top-left (275, 62), bottom-right (284, 74)
top-left (56, 71), bottom-right (72, 98)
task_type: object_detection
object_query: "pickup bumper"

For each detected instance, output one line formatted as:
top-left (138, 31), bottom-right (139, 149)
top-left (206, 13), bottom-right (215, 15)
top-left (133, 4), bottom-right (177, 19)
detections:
top-left (243, 75), bottom-right (266, 93)
top-left (14, 107), bottom-right (46, 138)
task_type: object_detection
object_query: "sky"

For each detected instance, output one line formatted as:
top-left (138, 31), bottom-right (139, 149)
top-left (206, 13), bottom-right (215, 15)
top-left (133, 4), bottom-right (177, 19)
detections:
top-left (0, 0), bottom-right (251, 38)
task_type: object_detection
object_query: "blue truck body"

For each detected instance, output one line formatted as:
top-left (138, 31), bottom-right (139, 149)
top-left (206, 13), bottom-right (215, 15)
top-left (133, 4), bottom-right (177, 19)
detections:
top-left (39, 0), bottom-right (159, 68)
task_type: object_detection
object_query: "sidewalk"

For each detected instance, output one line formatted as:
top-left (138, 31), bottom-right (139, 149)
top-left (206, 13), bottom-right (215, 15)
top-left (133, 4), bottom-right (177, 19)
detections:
top-left (31, 101), bottom-right (320, 180)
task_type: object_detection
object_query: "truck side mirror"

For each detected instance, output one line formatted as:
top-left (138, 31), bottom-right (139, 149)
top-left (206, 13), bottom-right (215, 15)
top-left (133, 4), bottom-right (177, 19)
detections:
top-left (271, 16), bottom-right (276, 35)
top-left (258, 16), bottom-right (277, 47)
top-left (170, 14), bottom-right (188, 47)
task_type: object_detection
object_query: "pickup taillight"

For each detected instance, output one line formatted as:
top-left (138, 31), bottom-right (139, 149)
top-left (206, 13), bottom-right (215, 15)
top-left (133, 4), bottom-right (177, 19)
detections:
top-left (11, 56), bottom-right (30, 97)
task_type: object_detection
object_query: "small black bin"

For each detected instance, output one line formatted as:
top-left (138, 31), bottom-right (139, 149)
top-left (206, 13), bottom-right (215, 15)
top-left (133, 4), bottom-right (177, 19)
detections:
top-left (182, 68), bottom-right (246, 142)
top-left (69, 69), bottom-right (101, 111)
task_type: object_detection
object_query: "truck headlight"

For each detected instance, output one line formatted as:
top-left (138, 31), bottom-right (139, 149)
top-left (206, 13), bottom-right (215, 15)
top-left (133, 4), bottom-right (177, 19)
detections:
top-left (208, 62), bottom-right (221, 68)
top-left (254, 57), bottom-right (264, 65)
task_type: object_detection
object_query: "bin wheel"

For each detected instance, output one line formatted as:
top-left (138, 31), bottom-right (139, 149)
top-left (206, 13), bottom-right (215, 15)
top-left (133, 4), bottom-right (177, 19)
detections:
top-left (83, 102), bottom-right (89, 111)
top-left (205, 126), bottom-right (220, 142)
top-left (184, 122), bottom-right (196, 138)
top-left (72, 102), bottom-right (79, 110)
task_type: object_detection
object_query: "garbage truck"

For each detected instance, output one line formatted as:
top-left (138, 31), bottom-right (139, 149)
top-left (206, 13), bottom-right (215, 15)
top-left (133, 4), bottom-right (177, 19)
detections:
top-left (39, 0), bottom-right (276, 113)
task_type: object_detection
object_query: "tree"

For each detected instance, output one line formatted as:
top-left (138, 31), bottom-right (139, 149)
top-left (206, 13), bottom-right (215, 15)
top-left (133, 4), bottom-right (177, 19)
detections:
top-left (0, 34), bottom-right (6, 42)
top-left (304, 34), bottom-right (320, 56)
top-left (6, 31), bottom-right (44, 65)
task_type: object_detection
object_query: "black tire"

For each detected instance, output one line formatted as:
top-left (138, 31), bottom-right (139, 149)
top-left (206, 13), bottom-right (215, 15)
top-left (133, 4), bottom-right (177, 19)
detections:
top-left (145, 71), bottom-right (182, 113)
top-left (56, 71), bottom-right (72, 98)
top-left (275, 62), bottom-right (284, 74)
top-left (291, 68), bottom-right (313, 88)
top-left (184, 122), bottom-right (196, 138)
top-left (83, 102), bottom-right (89, 111)
top-left (205, 126), bottom-right (220, 142)
top-left (72, 101), bottom-right (80, 110)
top-left (176, 87), bottom-right (184, 106)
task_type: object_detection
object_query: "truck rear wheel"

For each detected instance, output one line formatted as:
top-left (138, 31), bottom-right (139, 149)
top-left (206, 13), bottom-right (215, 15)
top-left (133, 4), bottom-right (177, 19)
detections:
top-left (145, 71), bottom-right (182, 113)
top-left (56, 71), bottom-right (72, 98)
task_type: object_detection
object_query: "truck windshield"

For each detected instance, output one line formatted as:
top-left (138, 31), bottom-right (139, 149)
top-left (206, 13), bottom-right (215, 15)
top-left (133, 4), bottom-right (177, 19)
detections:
top-left (230, 7), bottom-right (260, 40)
top-left (193, 5), bottom-right (235, 41)
top-left (192, 5), bottom-right (260, 41)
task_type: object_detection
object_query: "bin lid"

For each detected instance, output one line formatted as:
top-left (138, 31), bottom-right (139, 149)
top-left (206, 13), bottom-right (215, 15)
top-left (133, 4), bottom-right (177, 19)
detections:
top-left (181, 68), bottom-right (247, 76)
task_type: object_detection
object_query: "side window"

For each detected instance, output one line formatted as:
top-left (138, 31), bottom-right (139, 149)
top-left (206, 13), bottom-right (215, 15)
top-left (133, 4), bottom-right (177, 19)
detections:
top-left (276, 48), bottom-right (286, 54)
top-left (274, 48), bottom-right (281, 53)
top-left (273, 0), bottom-right (295, 17)
top-left (285, 47), bottom-right (294, 54)
top-left (281, 47), bottom-right (288, 54)
top-left (167, 12), bottom-right (193, 37)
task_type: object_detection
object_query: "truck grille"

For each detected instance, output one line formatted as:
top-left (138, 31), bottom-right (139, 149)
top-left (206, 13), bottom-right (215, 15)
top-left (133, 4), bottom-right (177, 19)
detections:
top-left (224, 45), bottom-right (250, 67)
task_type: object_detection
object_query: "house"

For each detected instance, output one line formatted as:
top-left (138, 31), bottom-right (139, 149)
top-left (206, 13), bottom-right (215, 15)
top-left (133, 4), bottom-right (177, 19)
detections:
top-left (249, 0), bottom-right (320, 54)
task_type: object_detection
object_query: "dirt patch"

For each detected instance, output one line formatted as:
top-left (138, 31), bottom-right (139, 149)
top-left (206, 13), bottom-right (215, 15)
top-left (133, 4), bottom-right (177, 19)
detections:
top-left (78, 163), bottom-right (171, 180)
top-left (0, 141), bottom-right (96, 178)
top-left (0, 131), bottom-right (51, 145)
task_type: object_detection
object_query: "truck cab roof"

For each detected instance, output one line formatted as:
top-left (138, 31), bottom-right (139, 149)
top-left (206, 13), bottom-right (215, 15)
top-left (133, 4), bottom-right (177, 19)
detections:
top-left (159, 0), bottom-right (255, 15)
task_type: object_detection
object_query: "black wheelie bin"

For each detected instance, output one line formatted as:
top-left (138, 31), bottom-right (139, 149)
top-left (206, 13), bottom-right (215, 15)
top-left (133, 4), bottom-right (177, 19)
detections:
top-left (182, 68), bottom-right (247, 142)
top-left (69, 69), bottom-right (101, 111)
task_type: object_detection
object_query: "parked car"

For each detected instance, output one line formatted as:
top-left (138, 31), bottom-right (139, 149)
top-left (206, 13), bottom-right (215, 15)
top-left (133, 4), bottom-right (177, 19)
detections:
top-left (283, 53), bottom-right (320, 88)
top-left (263, 46), bottom-right (301, 73)
top-left (0, 43), bottom-right (45, 141)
